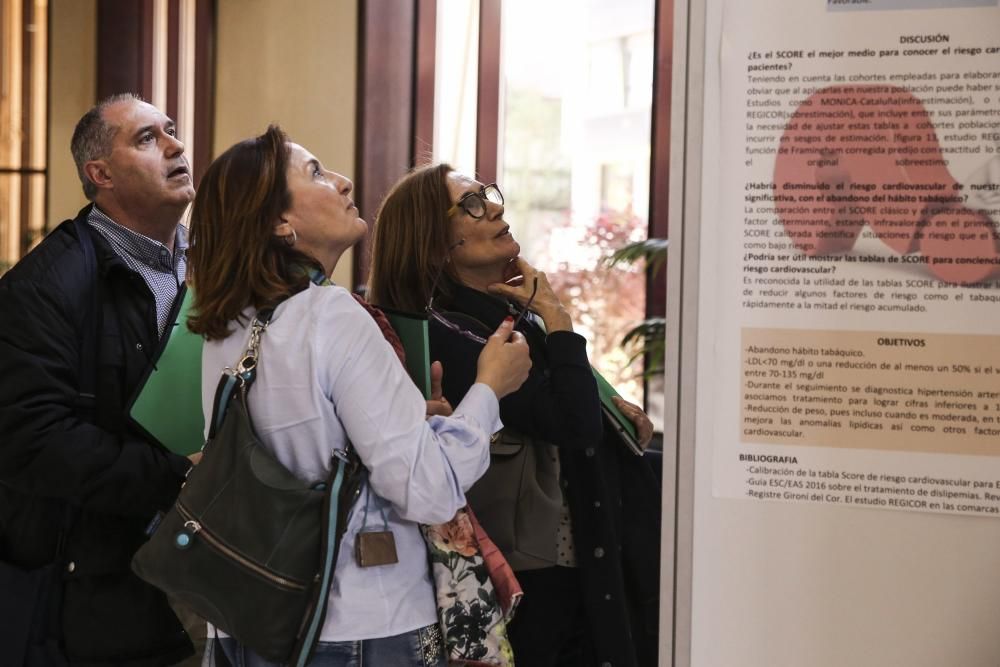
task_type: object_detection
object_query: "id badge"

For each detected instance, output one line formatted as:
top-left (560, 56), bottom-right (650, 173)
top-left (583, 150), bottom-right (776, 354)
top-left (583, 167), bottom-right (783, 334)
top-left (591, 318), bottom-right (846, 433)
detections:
top-left (355, 530), bottom-right (398, 567)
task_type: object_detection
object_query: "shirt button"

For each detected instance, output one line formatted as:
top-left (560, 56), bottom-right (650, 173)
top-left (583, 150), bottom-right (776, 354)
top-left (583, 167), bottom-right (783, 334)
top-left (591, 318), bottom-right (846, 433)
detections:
top-left (604, 593), bottom-right (612, 601)
top-left (602, 662), bottom-right (613, 667)
top-left (135, 343), bottom-right (143, 351)
top-left (585, 447), bottom-right (595, 457)
top-left (594, 547), bottom-right (605, 558)
top-left (593, 500), bottom-right (601, 508)
top-left (66, 561), bottom-right (76, 573)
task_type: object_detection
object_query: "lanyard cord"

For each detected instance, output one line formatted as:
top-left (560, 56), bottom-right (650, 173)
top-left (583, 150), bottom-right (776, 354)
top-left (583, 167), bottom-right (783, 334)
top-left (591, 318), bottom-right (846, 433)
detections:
top-left (359, 475), bottom-right (390, 533)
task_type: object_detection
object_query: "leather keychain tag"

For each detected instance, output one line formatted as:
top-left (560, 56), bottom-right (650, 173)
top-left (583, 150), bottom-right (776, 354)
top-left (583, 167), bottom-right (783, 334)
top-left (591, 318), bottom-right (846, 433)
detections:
top-left (355, 476), bottom-right (398, 567)
top-left (355, 530), bottom-right (398, 567)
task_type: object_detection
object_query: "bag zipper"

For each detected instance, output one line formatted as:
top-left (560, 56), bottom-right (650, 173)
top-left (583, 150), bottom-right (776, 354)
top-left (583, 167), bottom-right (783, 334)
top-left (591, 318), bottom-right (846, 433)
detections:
top-left (175, 501), bottom-right (307, 592)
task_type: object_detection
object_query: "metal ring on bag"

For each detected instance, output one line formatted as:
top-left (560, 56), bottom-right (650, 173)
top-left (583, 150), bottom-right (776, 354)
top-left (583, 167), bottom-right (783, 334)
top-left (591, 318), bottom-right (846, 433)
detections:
top-left (235, 355), bottom-right (257, 374)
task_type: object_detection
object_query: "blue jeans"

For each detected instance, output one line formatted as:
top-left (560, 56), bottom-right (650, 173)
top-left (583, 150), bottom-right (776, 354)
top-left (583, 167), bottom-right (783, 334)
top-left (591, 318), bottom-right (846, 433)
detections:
top-left (203, 624), bottom-right (446, 667)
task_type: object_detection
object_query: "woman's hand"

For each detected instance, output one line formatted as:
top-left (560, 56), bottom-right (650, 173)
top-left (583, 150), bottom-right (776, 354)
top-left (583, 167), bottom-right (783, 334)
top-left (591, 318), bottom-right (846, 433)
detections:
top-left (487, 257), bottom-right (573, 333)
top-left (612, 396), bottom-right (655, 451)
top-left (425, 360), bottom-right (454, 417)
top-left (475, 318), bottom-right (532, 400)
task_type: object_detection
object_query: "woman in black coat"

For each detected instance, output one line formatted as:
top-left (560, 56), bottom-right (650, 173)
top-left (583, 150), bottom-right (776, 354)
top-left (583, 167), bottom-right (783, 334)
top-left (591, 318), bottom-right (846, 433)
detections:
top-left (368, 163), bottom-right (662, 667)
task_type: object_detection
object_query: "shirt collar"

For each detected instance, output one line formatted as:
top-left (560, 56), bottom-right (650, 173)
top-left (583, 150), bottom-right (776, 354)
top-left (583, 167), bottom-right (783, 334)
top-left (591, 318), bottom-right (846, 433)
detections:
top-left (88, 205), bottom-right (186, 273)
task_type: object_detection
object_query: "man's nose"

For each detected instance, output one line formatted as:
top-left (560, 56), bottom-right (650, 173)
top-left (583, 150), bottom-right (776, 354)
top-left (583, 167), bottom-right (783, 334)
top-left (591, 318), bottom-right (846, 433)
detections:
top-left (165, 133), bottom-right (186, 157)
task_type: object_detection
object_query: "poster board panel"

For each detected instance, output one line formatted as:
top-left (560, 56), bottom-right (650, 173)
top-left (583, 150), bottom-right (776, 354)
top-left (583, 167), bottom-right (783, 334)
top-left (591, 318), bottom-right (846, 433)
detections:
top-left (669, 0), bottom-right (1000, 665)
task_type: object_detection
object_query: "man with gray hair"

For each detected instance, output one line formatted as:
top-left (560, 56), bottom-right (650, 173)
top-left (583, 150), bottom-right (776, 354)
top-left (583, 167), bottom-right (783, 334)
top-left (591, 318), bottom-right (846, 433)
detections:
top-left (0, 94), bottom-right (198, 665)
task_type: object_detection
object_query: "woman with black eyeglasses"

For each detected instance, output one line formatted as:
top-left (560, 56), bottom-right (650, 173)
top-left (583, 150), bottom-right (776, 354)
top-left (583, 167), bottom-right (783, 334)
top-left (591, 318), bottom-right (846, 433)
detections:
top-left (368, 163), bottom-right (662, 667)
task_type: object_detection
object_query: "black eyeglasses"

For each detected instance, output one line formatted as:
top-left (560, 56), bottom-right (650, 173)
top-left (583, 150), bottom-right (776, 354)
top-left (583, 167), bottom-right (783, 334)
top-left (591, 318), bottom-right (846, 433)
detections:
top-left (425, 262), bottom-right (537, 345)
top-left (446, 183), bottom-right (504, 220)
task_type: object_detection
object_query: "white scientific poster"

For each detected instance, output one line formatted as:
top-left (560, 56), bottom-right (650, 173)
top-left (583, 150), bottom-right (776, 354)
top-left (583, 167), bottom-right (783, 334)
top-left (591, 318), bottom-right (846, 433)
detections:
top-left (705, 0), bottom-right (1000, 516)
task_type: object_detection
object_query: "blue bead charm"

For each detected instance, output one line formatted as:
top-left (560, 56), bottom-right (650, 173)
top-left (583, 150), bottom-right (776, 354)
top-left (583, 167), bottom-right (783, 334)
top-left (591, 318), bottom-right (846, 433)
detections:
top-left (174, 530), bottom-right (193, 550)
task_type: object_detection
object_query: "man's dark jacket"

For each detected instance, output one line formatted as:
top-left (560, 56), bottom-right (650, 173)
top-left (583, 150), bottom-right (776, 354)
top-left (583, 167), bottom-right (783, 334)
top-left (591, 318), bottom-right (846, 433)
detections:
top-left (0, 206), bottom-right (194, 665)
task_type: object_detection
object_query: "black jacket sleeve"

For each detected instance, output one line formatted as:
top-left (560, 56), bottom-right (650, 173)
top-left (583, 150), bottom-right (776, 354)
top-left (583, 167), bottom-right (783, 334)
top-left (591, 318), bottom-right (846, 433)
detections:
top-left (509, 329), bottom-right (603, 450)
top-left (0, 277), bottom-right (189, 518)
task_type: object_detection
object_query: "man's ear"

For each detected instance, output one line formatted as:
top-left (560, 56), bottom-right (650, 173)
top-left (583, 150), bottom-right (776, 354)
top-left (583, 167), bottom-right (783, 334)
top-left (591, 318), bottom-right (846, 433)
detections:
top-left (83, 160), bottom-right (113, 192)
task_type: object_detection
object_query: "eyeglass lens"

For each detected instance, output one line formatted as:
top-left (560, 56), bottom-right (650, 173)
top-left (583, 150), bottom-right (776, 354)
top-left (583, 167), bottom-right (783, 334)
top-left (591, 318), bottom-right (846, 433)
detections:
top-left (427, 309), bottom-right (488, 345)
top-left (483, 184), bottom-right (503, 204)
top-left (425, 277), bottom-right (536, 346)
top-left (460, 184), bottom-right (503, 218)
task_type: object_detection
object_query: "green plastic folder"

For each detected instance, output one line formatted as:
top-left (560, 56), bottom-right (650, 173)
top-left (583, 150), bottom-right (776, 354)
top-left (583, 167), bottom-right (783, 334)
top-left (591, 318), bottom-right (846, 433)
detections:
top-left (129, 288), bottom-right (205, 456)
top-left (592, 368), bottom-right (642, 456)
top-left (379, 306), bottom-right (432, 399)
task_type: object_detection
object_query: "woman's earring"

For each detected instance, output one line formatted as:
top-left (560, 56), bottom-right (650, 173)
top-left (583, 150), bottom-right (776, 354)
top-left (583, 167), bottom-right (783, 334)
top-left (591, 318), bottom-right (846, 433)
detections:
top-left (283, 227), bottom-right (298, 247)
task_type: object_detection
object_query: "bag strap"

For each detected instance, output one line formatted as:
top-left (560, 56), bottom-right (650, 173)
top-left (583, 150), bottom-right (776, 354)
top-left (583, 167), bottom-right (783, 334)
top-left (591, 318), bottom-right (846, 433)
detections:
top-left (34, 217), bottom-right (99, 650)
top-left (73, 215), bottom-right (99, 422)
top-left (206, 306), bottom-right (276, 439)
top-left (236, 306), bottom-right (276, 390)
top-left (290, 448), bottom-right (354, 667)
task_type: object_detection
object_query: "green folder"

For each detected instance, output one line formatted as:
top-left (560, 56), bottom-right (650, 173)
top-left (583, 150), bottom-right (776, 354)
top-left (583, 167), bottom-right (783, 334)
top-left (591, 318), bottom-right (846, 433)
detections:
top-left (379, 306), bottom-right (432, 399)
top-left (592, 368), bottom-right (642, 456)
top-left (129, 287), bottom-right (205, 456)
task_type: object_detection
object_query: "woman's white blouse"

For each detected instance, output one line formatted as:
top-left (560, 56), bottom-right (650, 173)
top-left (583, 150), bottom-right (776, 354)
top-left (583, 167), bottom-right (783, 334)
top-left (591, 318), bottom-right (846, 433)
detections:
top-left (200, 283), bottom-right (502, 641)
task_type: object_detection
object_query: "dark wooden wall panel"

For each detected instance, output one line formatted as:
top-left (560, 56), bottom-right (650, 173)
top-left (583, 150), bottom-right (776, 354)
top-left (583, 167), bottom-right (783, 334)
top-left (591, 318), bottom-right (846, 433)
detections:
top-left (19, 0), bottom-right (39, 249)
top-left (413, 0), bottom-right (437, 165)
top-left (192, 0), bottom-right (215, 186)
top-left (475, 0), bottom-right (501, 184)
top-left (354, 0), bottom-right (418, 291)
top-left (97, 0), bottom-right (154, 100)
top-left (166, 0), bottom-right (179, 121)
top-left (648, 0), bottom-right (673, 320)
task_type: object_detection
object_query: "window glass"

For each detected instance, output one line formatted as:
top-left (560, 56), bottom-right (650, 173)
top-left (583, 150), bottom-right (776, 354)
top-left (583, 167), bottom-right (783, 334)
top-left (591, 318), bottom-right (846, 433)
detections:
top-left (1, 0), bottom-right (47, 274)
top-left (500, 0), bottom-right (654, 405)
top-left (433, 0), bottom-right (480, 175)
